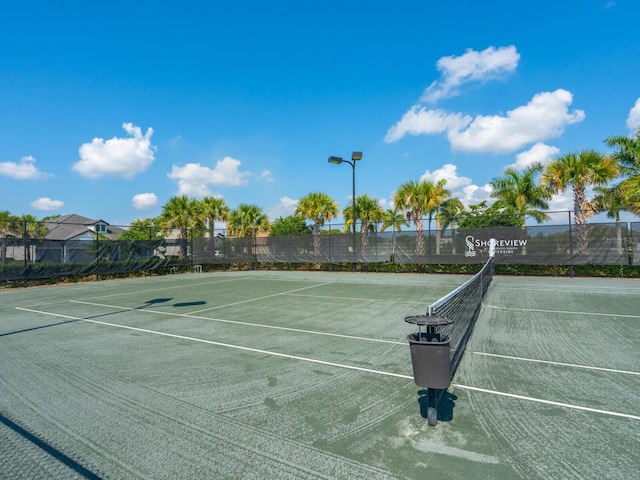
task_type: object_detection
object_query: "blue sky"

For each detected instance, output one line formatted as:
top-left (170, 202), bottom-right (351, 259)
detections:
top-left (1, 0), bottom-right (639, 227)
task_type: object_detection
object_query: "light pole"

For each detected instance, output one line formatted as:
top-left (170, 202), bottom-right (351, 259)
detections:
top-left (328, 151), bottom-right (362, 272)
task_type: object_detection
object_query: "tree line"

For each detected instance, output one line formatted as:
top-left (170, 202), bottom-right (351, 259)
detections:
top-left (1, 130), bottom-right (638, 260)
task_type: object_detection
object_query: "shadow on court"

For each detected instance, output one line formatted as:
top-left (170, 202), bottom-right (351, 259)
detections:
top-left (4, 297), bottom-right (207, 337)
top-left (0, 413), bottom-right (102, 480)
top-left (418, 389), bottom-right (457, 422)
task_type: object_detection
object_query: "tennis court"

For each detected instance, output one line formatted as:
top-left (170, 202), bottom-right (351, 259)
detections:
top-left (1, 270), bottom-right (639, 479)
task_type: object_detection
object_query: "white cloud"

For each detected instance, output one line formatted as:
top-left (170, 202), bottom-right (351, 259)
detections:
top-left (508, 143), bottom-right (560, 170)
top-left (132, 193), bottom-right (158, 209)
top-left (421, 46), bottom-right (520, 103)
top-left (257, 170), bottom-right (274, 182)
top-left (268, 196), bottom-right (299, 219)
top-left (0, 155), bottom-right (51, 180)
top-left (459, 183), bottom-right (493, 208)
top-left (627, 98), bottom-right (640, 136)
top-left (73, 123), bottom-right (156, 179)
top-left (30, 197), bottom-right (63, 211)
top-left (168, 156), bottom-right (250, 197)
top-left (447, 89), bottom-right (585, 153)
top-left (420, 163), bottom-right (473, 191)
top-left (386, 89), bottom-right (584, 152)
top-left (385, 108), bottom-right (471, 143)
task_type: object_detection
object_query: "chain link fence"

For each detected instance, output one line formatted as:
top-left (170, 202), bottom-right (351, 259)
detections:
top-left (1, 217), bottom-right (638, 282)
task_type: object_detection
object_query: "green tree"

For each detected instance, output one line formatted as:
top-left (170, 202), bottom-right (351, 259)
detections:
top-left (18, 214), bottom-right (48, 263)
top-left (542, 150), bottom-right (619, 253)
top-left (159, 196), bottom-right (204, 258)
top-left (393, 179), bottom-right (449, 256)
top-left (380, 208), bottom-right (409, 261)
top-left (592, 185), bottom-right (628, 254)
top-left (342, 194), bottom-right (385, 255)
top-left (437, 198), bottom-right (465, 254)
top-left (295, 192), bottom-right (338, 256)
top-left (457, 201), bottom-right (523, 229)
top-left (227, 203), bottom-right (270, 238)
top-left (605, 129), bottom-right (640, 215)
top-left (120, 218), bottom-right (163, 241)
top-left (269, 215), bottom-right (312, 237)
top-left (0, 210), bottom-right (19, 264)
top-left (200, 196), bottom-right (229, 238)
top-left (490, 163), bottom-right (551, 225)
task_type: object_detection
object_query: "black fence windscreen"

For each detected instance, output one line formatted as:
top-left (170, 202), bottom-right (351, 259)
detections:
top-left (1, 219), bottom-right (638, 282)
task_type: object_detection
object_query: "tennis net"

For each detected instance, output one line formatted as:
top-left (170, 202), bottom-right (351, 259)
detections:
top-left (427, 257), bottom-right (494, 378)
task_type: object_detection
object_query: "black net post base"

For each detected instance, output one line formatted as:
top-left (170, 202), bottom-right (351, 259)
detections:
top-left (406, 315), bottom-right (453, 426)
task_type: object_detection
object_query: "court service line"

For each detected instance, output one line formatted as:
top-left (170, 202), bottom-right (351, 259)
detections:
top-left (484, 304), bottom-right (640, 319)
top-left (496, 286), bottom-right (640, 295)
top-left (82, 277), bottom-right (249, 301)
top-left (14, 307), bottom-right (410, 379)
top-left (452, 384), bottom-right (640, 421)
top-left (67, 300), bottom-right (406, 345)
top-left (468, 351), bottom-right (640, 376)
top-left (14, 306), bottom-right (640, 422)
top-left (188, 282), bottom-right (334, 314)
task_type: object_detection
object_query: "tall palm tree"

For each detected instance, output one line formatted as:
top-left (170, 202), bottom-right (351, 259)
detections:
top-left (342, 194), bottom-right (385, 255)
top-left (490, 163), bottom-right (551, 225)
top-left (159, 195), bottom-right (204, 258)
top-left (394, 179), bottom-right (449, 256)
top-left (542, 150), bottom-right (619, 254)
top-left (380, 208), bottom-right (409, 261)
top-left (436, 198), bottom-right (465, 255)
top-left (592, 184), bottom-right (629, 255)
top-left (18, 214), bottom-right (48, 263)
top-left (0, 210), bottom-right (19, 264)
top-left (295, 192), bottom-right (338, 256)
top-left (200, 196), bottom-right (229, 238)
top-left (605, 129), bottom-right (640, 215)
top-left (227, 203), bottom-right (270, 238)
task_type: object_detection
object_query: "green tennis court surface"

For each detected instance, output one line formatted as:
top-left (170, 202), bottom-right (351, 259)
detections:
top-left (1, 271), bottom-right (639, 479)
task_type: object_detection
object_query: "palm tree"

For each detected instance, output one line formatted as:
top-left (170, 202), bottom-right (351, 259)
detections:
top-left (295, 192), bottom-right (338, 256)
top-left (159, 195), bottom-right (204, 258)
top-left (380, 208), bottom-right (409, 261)
top-left (605, 129), bottom-right (640, 215)
top-left (542, 150), bottom-right (619, 254)
top-left (0, 210), bottom-right (19, 264)
top-left (18, 214), bottom-right (48, 263)
top-left (342, 194), bottom-right (385, 256)
top-left (394, 179), bottom-right (450, 256)
top-left (436, 198), bottom-right (465, 255)
top-left (490, 163), bottom-right (551, 225)
top-left (592, 184), bottom-right (629, 255)
top-left (201, 196), bottom-right (229, 240)
top-left (227, 204), bottom-right (270, 254)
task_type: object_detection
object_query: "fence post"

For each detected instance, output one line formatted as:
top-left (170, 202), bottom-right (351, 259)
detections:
top-left (23, 220), bottom-right (28, 288)
top-left (568, 211), bottom-right (574, 279)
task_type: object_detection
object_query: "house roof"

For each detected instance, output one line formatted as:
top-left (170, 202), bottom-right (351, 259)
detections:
top-left (44, 214), bottom-right (125, 241)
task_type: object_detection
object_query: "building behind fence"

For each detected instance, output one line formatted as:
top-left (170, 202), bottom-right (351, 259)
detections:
top-left (1, 216), bottom-right (639, 282)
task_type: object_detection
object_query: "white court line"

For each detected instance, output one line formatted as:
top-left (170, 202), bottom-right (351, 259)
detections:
top-left (187, 282), bottom-right (334, 314)
top-left (13, 306), bottom-right (640, 422)
top-left (499, 285), bottom-right (640, 295)
top-left (452, 384), bottom-right (640, 421)
top-left (82, 277), bottom-right (249, 301)
top-left (283, 292), bottom-right (426, 305)
top-left (68, 300), bottom-right (405, 346)
top-left (468, 351), bottom-right (640, 376)
top-left (484, 304), bottom-right (640, 319)
top-left (14, 307), bottom-right (410, 379)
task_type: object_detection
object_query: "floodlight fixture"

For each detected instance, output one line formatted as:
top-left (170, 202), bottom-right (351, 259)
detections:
top-left (327, 151), bottom-right (363, 271)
